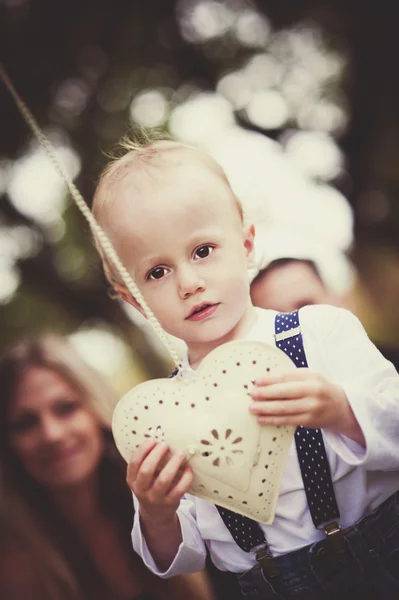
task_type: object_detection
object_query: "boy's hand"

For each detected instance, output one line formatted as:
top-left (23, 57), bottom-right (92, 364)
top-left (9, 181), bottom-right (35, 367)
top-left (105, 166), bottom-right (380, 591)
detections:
top-left (127, 439), bottom-right (193, 529)
top-left (249, 369), bottom-right (365, 445)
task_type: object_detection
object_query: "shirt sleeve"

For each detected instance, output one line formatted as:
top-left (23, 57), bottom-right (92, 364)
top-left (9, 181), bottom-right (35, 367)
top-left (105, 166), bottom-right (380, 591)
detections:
top-left (131, 493), bottom-right (207, 578)
top-left (303, 306), bottom-right (399, 470)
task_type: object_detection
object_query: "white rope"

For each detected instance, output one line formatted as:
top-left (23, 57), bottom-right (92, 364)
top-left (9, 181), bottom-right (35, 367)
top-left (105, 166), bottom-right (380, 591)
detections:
top-left (0, 63), bottom-right (185, 371)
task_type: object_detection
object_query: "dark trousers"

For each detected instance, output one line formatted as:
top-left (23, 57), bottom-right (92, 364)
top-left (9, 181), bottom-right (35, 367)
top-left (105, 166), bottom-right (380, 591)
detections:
top-left (236, 491), bottom-right (399, 599)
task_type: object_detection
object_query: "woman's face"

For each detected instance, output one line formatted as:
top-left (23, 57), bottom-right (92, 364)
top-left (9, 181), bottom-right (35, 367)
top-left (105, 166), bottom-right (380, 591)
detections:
top-left (7, 366), bottom-right (104, 490)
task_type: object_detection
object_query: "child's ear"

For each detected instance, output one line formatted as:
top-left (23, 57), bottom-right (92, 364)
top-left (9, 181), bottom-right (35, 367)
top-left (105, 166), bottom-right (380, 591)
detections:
top-left (113, 284), bottom-right (147, 318)
top-left (244, 223), bottom-right (255, 257)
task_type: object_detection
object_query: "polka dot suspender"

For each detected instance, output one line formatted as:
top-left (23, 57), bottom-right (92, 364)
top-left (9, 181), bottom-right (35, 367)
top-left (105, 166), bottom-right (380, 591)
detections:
top-left (215, 310), bottom-right (341, 554)
top-left (275, 311), bottom-right (340, 528)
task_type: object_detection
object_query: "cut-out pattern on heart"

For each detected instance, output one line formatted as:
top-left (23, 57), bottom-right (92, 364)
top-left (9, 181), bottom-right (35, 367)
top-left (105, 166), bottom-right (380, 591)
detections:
top-left (112, 340), bottom-right (295, 524)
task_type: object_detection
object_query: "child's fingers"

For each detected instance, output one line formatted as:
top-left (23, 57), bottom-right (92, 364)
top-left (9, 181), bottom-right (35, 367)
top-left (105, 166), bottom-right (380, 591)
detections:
top-left (131, 441), bottom-right (171, 493)
top-left (127, 439), bottom-right (158, 487)
top-left (251, 381), bottom-right (309, 400)
top-left (151, 450), bottom-right (190, 497)
top-left (250, 398), bottom-right (315, 417)
top-left (252, 375), bottom-right (326, 401)
top-left (164, 466), bottom-right (194, 505)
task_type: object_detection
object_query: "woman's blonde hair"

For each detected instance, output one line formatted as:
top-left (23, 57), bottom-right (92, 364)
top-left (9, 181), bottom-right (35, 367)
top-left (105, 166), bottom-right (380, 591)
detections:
top-left (0, 333), bottom-right (120, 600)
top-left (91, 128), bottom-right (244, 293)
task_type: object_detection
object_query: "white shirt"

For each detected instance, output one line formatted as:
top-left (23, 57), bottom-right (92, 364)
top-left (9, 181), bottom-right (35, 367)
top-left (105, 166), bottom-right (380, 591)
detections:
top-left (132, 305), bottom-right (399, 575)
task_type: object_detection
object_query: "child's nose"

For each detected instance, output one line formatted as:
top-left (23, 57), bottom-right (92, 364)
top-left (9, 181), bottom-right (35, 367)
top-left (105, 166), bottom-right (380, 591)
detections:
top-left (177, 266), bottom-right (205, 298)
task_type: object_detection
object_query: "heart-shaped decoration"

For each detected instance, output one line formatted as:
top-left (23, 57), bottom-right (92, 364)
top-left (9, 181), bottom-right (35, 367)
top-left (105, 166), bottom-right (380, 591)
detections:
top-left (112, 340), bottom-right (295, 524)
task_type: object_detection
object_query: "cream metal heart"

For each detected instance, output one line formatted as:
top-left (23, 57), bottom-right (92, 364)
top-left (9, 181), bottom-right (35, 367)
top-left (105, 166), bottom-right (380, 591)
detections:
top-left (112, 340), bottom-right (296, 525)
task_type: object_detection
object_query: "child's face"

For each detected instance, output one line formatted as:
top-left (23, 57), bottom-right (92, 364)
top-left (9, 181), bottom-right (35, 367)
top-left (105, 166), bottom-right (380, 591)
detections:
top-left (107, 157), bottom-right (255, 352)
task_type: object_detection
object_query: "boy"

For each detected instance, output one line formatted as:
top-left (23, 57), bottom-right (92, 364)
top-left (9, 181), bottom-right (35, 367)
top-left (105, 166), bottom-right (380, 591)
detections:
top-left (92, 138), bottom-right (399, 599)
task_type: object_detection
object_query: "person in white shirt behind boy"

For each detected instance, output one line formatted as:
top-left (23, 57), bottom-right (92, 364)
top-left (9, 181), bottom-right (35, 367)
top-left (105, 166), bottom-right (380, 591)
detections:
top-left (250, 226), bottom-right (399, 373)
top-left (91, 135), bottom-right (399, 600)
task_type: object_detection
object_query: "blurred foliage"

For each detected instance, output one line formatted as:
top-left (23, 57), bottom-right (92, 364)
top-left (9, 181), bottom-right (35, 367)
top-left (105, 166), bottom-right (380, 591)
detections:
top-left (0, 0), bottom-right (399, 362)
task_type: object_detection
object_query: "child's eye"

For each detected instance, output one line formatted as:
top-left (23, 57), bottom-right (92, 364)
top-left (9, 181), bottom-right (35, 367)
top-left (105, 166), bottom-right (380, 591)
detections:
top-left (194, 245), bottom-right (214, 260)
top-left (147, 267), bottom-right (169, 280)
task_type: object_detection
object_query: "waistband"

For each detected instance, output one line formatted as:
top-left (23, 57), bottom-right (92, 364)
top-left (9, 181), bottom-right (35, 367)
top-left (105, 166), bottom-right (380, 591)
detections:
top-left (250, 490), bottom-right (399, 581)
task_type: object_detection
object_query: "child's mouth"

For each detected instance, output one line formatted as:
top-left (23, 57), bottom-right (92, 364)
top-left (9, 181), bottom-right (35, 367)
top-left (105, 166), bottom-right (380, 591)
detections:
top-left (186, 303), bottom-right (219, 321)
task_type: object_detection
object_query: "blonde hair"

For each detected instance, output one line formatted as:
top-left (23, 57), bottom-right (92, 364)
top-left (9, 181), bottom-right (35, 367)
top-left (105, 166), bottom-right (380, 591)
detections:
top-left (0, 333), bottom-right (119, 599)
top-left (92, 129), bottom-right (244, 292)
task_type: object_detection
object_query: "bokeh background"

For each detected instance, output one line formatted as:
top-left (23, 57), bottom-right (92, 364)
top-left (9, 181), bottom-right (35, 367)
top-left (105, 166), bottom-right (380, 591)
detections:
top-left (1, 0), bottom-right (399, 395)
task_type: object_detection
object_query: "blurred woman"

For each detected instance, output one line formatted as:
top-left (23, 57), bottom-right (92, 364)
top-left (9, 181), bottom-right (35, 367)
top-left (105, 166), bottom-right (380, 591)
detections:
top-left (0, 333), bottom-right (215, 600)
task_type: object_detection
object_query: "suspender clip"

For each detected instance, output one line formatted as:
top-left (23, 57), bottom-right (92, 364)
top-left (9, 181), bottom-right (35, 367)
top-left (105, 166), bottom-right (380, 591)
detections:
top-left (255, 547), bottom-right (279, 578)
top-left (274, 326), bottom-right (301, 342)
top-left (324, 521), bottom-right (345, 553)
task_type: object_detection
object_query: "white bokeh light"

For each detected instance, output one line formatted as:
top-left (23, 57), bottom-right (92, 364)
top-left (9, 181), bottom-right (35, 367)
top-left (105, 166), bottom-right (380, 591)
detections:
top-left (8, 225), bottom-right (41, 258)
top-left (0, 262), bottom-right (20, 304)
top-left (129, 89), bottom-right (169, 128)
top-left (234, 10), bottom-right (271, 48)
top-left (305, 49), bottom-right (344, 81)
top-left (69, 328), bottom-right (132, 379)
top-left (244, 53), bottom-right (283, 90)
top-left (284, 130), bottom-right (344, 180)
top-left (297, 100), bottom-right (348, 135)
top-left (280, 65), bottom-right (321, 108)
top-left (270, 26), bottom-right (322, 62)
top-left (0, 226), bottom-right (40, 304)
top-left (0, 225), bottom-right (29, 303)
top-left (179, 0), bottom-right (235, 42)
top-left (245, 90), bottom-right (290, 129)
top-left (7, 136), bottom-right (81, 225)
top-left (216, 72), bottom-right (252, 109)
top-left (0, 225), bottom-right (40, 261)
top-left (0, 225), bottom-right (42, 303)
top-left (169, 92), bottom-right (235, 146)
